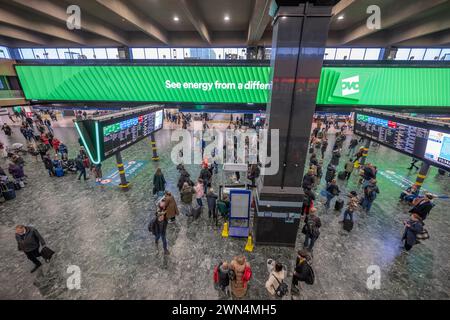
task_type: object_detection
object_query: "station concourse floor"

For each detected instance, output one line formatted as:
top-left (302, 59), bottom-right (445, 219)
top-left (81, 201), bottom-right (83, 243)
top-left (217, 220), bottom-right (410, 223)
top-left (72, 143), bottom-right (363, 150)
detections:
top-left (0, 121), bottom-right (449, 300)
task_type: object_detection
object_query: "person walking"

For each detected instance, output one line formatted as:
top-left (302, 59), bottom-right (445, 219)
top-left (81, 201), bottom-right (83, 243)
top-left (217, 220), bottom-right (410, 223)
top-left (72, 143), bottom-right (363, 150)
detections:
top-left (347, 138), bottom-right (358, 157)
top-left (15, 225), bottom-right (47, 273)
top-left (301, 189), bottom-right (315, 216)
top-left (320, 138), bottom-right (328, 159)
top-left (302, 169), bottom-right (316, 191)
top-left (325, 163), bottom-right (336, 184)
top-left (93, 163), bottom-right (102, 183)
top-left (152, 200), bottom-right (170, 255)
top-left (330, 148), bottom-right (341, 167)
top-left (402, 213), bottom-right (424, 252)
top-left (324, 179), bottom-right (340, 210)
top-left (302, 207), bottom-right (321, 252)
top-left (164, 191), bottom-right (179, 223)
top-left (215, 262), bottom-right (231, 297)
top-left (152, 168), bottom-right (166, 196)
top-left (229, 255), bottom-right (252, 299)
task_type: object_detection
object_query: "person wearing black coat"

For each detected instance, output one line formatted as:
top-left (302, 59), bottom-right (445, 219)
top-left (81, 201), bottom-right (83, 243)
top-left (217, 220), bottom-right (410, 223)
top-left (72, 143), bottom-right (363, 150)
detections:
top-left (301, 189), bottom-right (315, 216)
top-left (199, 166), bottom-right (212, 194)
top-left (325, 164), bottom-right (336, 184)
top-left (409, 194), bottom-right (435, 220)
top-left (206, 188), bottom-right (218, 219)
top-left (330, 149), bottom-right (341, 166)
top-left (153, 168), bottom-right (166, 195)
top-left (302, 170), bottom-right (316, 191)
top-left (402, 214), bottom-right (424, 251)
top-left (152, 202), bottom-right (169, 255)
top-left (291, 249), bottom-right (313, 295)
top-left (15, 225), bottom-right (46, 273)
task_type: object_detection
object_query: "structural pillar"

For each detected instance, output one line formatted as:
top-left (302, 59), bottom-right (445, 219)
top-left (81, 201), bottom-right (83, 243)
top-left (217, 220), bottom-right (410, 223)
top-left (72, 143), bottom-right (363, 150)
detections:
top-left (359, 139), bottom-right (371, 166)
top-left (414, 162), bottom-right (430, 190)
top-left (254, 1), bottom-right (336, 247)
top-left (115, 152), bottom-right (129, 190)
top-left (150, 133), bottom-right (159, 161)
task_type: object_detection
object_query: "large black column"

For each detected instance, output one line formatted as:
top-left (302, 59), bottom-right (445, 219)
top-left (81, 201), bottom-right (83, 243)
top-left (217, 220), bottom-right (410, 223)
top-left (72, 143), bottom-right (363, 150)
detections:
top-left (254, 1), bottom-right (335, 246)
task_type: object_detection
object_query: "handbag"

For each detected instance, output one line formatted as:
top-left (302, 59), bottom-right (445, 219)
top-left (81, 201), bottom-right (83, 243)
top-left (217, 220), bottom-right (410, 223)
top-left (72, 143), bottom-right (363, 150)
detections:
top-left (40, 246), bottom-right (55, 261)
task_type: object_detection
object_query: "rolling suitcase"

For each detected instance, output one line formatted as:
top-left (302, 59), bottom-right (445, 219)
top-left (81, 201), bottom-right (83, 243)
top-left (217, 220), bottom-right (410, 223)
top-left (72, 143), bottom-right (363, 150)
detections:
top-left (334, 198), bottom-right (344, 211)
top-left (343, 218), bottom-right (354, 232)
top-left (337, 171), bottom-right (346, 180)
top-left (1, 182), bottom-right (16, 200)
top-left (191, 206), bottom-right (202, 219)
top-left (55, 167), bottom-right (64, 177)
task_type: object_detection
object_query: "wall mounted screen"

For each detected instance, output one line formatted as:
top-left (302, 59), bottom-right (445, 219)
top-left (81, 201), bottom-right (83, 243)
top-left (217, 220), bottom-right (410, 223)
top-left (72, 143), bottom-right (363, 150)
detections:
top-left (316, 67), bottom-right (450, 107)
top-left (15, 65), bottom-right (271, 104)
top-left (15, 65), bottom-right (450, 108)
top-left (424, 130), bottom-right (450, 168)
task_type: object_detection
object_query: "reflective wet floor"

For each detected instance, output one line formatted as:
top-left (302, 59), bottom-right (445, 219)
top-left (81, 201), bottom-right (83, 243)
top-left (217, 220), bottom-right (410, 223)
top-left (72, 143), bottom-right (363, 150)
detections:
top-left (0, 122), bottom-right (449, 300)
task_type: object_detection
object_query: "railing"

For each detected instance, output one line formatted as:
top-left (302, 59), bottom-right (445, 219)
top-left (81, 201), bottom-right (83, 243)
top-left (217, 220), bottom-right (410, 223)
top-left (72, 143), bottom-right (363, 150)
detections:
top-left (0, 90), bottom-right (24, 99)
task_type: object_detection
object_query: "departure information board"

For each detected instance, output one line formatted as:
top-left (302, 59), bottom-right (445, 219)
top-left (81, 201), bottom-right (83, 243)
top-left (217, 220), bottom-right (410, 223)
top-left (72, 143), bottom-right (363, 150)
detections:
top-left (102, 110), bottom-right (162, 158)
top-left (74, 107), bottom-right (163, 164)
top-left (354, 112), bottom-right (429, 159)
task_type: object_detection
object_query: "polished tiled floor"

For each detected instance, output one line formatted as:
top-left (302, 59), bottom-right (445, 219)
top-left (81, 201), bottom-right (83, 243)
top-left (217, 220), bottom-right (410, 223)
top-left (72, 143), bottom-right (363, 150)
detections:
top-left (0, 120), bottom-right (449, 300)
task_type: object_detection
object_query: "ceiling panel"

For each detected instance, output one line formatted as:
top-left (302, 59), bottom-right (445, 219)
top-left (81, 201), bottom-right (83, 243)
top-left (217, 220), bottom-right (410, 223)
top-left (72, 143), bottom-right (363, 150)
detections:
top-left (197, 0), bottom-right (254, 31)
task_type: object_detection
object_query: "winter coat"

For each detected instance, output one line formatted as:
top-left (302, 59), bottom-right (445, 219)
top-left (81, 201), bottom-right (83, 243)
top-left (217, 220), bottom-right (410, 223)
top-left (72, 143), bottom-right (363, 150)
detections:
top-left (206, 191), bottom-right (218, 210)
top-left (154, 210), bottom-right (168, 236)
top-left (330, 151), bottom-right (341, 166)
top-left (218, 264), bottom-right (230, 288)
top-left (180, 185), bottom-right (195, 204)
top-left (177, 172), bottom-right (193, 191)
top-left (15, 227), bottom-right (46, 253)
top-left (199, 168), bottom-right (212, 184)
top-left (344, 161), bottom-right (354, 173)
top-left (325, 166), bottom-right (336, 183)
top-left (164, 194), bottom-right (179, 219)
top-left (409, 199), bottom-right (434, 220)
top-left (265, 269), bottom-right (286, 296)
top-left (195, 183), bottom-right (204, 199)
top-left (302, 173), bottom-right (315, 189)
top-left (153, 173), bottom-right (166, 193)
top-left (8, 164), bottom-right (24, 179)
top-left (230, 258), bottom-right (250, 298)
top-left (402, 219), bottom-right (424, 248)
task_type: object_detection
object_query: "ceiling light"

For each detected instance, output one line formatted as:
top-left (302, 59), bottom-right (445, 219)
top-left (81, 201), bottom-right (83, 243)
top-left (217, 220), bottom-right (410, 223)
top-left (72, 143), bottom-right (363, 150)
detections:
top-left (173, 16), bottom-right (179, 22)
top-left (337, 15), bottom-right (344, 20)
top-left (224, 15), bottom-right (230, 21)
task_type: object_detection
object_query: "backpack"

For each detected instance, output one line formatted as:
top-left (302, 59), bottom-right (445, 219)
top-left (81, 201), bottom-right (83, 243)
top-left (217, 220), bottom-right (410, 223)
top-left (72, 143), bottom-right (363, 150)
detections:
top-left (305, 218), bottom-right (320, 238)
top-left (213, 263), bottom-right (222, 284)
top-left (272, 273), bottom-right (288, 298)
top-left (147, 216), bottom-right (157, 235)
top-left (304, 263), bottom-right (315, 285)
top-left (242, 265), bottom-right (252, 284)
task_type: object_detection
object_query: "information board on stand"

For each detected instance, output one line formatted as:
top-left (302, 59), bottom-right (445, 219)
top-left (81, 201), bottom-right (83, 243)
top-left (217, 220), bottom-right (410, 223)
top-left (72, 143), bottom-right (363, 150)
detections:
top-left (74, 106), bottom-right (163, 164)
top-left (354, 110), bottom-right (450, 171)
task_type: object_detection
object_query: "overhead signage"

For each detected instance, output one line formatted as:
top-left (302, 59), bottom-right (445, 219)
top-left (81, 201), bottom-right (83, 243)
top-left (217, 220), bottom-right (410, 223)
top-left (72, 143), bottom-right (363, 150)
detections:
top-left (15, 65), bottom-right (450, 108)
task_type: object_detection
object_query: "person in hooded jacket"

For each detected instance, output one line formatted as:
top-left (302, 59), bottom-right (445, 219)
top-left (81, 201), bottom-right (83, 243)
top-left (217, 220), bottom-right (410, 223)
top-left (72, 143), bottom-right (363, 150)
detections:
top-left (164, 191), bottom-right (179, 223)
top-left (325, 163), bottom-right (336, 184)
top-left (153, 168), bottom-right (166, 195)
top-left (229, 255), bottom-right (251, 298)
top-left (180, 182), bottom-right (195, 216)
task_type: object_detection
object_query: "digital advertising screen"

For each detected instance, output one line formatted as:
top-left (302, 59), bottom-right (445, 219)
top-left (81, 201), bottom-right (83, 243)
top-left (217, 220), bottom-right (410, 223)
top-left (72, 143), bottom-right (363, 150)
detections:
top-left (424, 130), bottom-right (450, 169)
top-left (354, 113), bottom-right (429, 158)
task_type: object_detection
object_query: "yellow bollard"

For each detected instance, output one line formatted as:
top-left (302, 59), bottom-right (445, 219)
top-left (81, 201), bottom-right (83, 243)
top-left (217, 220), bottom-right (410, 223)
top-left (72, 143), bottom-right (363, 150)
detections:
top-left (221, 222), bottom-right (229, 238)
top-left (244, 234), bottom-right (254, 252)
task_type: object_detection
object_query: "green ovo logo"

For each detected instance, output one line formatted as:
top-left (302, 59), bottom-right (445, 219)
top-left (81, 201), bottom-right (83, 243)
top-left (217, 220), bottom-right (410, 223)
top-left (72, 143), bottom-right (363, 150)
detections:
top-left (341, 75), bottom-right (360, 96)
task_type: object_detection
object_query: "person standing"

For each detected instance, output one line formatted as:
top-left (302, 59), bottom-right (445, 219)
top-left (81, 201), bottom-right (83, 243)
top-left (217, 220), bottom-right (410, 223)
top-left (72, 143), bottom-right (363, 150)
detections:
top-left (291, 249), bottom-right (314, 295)
top-left (330, 148), bottom-right (341, 167)
top-left (347, 138), bottom-right (358, 157)
top-left (152, 168), bottom-right (166, 196)
top-left (301, 189), bottom-right (315, 216)
top-left (93, 163), bottom-right (103, 183)
top-left (265, 260), bottom-right (287, 298)
top-left (180, 182), bottom-right (195, 216)
top-left (409, 193), bottom-right (435, 220)
top-left (302, 169), bottom-right (316, 191)
top-left (216, 262), bottom-right (231, 297)
top-left (361, 179), bottom-right (379, 212)
top-left (229, 255), bottom-right (251, 299)
top-left (302, 208), bottom-right (321, 252)
top-left (402, 213), bottom-right (424, 251)
top-left (15, 225), bottom-right (47, 273)
top-left (153, 200), bottom-right (170, 255)
top-left (164, 191), bottom-right (179, 223)
top-left (344, 158), bottom-right (354, 180)
top-left (44, 118), bottom-right (53, 135)
top-left (325, 163), bottom-right (336, 184)
top-left (75, 155), bottom-right (88, 181)
top-left (194, 179), bottom-right (204, 207)
top-left (206, 187), bottom-right (218, 220)
top-left (199, 164), bottom-right (212, 194)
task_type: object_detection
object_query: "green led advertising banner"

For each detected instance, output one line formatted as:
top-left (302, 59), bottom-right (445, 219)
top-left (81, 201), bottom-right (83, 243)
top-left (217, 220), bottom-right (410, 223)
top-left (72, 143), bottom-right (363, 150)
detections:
top-left (15, 65), bottom-right (271, 104)
top-left (316, 66), bottom-right (450, 107)
top-left (15, 65), bottom-right (450, 107)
